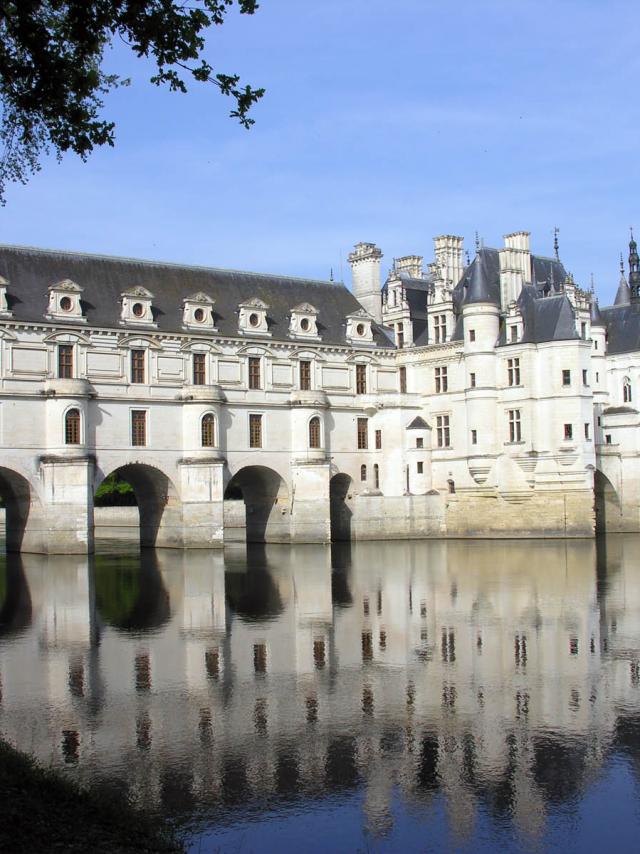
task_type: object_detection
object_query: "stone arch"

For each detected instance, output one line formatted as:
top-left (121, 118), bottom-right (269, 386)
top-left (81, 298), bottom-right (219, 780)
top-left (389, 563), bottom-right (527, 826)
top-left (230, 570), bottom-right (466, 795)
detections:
top-left (223, 465), bottom-right (290, 543)
top-left (0, 467), bottom-right (42, 553)
top-left (594, 469), bottom-right (621, 533)
top-left (95, 463), bottom-right (181, 548)
top-left (330, 473), bottom-right (353, 542)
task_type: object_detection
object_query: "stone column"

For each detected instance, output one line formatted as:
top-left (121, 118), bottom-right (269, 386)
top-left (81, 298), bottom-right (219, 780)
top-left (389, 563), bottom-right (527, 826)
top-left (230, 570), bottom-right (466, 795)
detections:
top-left (38, 454), bottom-right (95, 554)
top-left (177, 457), bottom-right (225, 548)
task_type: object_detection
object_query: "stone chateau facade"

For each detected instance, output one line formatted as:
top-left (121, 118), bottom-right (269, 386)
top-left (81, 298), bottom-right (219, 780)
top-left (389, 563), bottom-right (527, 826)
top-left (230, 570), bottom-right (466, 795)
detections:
top-left (0, 229), bottom-right (638, 553)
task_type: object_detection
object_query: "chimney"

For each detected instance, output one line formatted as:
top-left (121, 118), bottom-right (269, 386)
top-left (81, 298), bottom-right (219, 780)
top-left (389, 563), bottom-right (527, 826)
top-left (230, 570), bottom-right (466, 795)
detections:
top-left (433, 235), bottom-right (464, 286)
top-left (395, 255), bottom-right (423, 279)
top-left (499, 231), bottom-right (532, 307)
top-left (348, 242), bottom-right (383, 323)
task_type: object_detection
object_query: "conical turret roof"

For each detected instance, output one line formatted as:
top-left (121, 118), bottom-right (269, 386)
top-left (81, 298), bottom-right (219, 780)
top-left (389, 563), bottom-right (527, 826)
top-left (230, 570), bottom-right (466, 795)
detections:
top-left (464, 251), bottom-right (499, 305)
top-left (615, 273), bottom-right (631, 306)
top-left (590, 296), bottom-right (605, 326)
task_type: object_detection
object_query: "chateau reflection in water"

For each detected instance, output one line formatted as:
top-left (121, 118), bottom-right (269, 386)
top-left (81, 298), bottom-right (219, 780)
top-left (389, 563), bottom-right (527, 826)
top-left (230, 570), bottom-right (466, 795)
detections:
top-left (1, 537), bottom-right (640, 843)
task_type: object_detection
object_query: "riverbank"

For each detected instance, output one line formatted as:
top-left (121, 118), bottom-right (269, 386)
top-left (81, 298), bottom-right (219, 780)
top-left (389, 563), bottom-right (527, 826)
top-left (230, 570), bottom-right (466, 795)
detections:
top-left (0, 739), bottom-right (185, 853)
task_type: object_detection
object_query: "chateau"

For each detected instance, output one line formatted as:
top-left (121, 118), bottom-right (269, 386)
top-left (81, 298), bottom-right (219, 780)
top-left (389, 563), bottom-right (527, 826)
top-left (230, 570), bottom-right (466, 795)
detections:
top-left (0, 229), bottom-right (637, 553)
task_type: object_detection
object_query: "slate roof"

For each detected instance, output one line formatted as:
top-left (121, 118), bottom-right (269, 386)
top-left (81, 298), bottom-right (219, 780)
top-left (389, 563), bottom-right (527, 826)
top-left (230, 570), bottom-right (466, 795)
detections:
top-left (600, 303), bottom-right (640, 354)
top-left (0, 245), bottom-right (393, 348)
top-left (406, 416), bottom-right (431, 430)
top-left (614, 274), bottom-right (631, 306)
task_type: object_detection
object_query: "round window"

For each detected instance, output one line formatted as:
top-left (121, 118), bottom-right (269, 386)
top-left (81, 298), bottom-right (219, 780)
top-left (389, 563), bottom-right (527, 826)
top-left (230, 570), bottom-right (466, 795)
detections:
top-left (356, 323), bottom-right (365, 336)
top-left (194, 308), bottom-right (205, 322)
top-left (300, 317), bottom-right (310, 332)
top-left (249, 312), bottom-right (260, 327)
top-left (59, 296), bottom-right (73, 312)
top-left (132, 302), bottom-right (144, 317)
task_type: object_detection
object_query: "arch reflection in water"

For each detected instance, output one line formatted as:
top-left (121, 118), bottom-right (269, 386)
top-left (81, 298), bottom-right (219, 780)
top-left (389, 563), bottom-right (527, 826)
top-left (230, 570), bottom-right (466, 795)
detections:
top-left (0, 538), bottom-right (639, 850)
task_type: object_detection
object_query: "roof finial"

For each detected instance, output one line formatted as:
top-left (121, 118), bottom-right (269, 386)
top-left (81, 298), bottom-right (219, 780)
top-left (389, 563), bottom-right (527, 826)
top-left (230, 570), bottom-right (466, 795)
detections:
top-left (553, 226), bottom-right (560, 261)
top-left (620, 253), bottom-right (625, 276)
top-left (474, 231), bottom-right (480, 254)
top-left (329, 267), bottom-right (334, 282)
top-left (590, 272), bottom-right (595, 293)
top-left (465, 249), bottom-right (470, 265)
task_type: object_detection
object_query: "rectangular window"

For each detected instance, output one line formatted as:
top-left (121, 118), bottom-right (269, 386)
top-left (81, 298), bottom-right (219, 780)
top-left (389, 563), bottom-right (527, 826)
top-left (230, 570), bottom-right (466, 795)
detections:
top-left (399, 366), bottom-right (407, 393)
top-left (131, 410), bottom-right (147, 446)
top-left (375, 429), bottom-right (382, 450)
top-left (469, 329), bottom-right (476, 342)
top-left (507, 358), bottom-right (520, 386)
top-left (582, 369), bottom-right (588, 385)
top-left (606, 434), bottom-right (612, 444)
top-left (510, 325), bottom-right (518, 343)
top-left (434, 315), bottom-right (447, 344)
top-left (508, 409), bottom-right (522, 442)
top-left (581, 322), bottom-right (587, 340)
top-left (584, 422), bottom-right (590, 440)
top-left (471, 429), bottom-right (477, 445)
top-left (356, 364), bottom-right (367, 394)
top-left (562, 369), bottom-right (571, 386)
top-left (417, 461), bottom-right (424, 474)
top-left (436, 415), bottom-right (450, 448)
top-left (564, 423), bottom-right (573, 440)
top-left (596, 372), bottom-right (600, 383)
top-left (58, 345), bottom-right (73, 379)
top-left (357, 417), bottom-right (368, 450)
top-left (299, 360), bottom-right (311, 390)
top-left (416, 437), bottom-right (424, 449)
top-left (397, 323), bottom-right (404, 349)
top-left (131, 349), bottom-right (145, 384)
top-left (248, 357), bottom-right (261, 390)
top-left (249, 414), bottom-right (262, 448)
top-left (192, 353), bottom-right (206, 386)
top-left (253, 643), bottom-right (267, 674)
top-left (470, 372), bottom-right (476, 388)
top-left (594, 340), bottom-right (598, 351)
top-left (435, 366), bottom-right (448, 393)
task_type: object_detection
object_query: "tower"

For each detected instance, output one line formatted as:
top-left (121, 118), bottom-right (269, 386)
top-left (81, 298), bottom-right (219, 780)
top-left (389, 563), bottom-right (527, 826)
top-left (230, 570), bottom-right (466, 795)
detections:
top-left (348, 242), bottom-right (383, 323)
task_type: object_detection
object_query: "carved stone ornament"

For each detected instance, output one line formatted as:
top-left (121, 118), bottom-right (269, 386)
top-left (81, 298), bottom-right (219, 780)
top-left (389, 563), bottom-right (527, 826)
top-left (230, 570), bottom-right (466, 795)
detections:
top-left (289, 302), bottom-right (320, 339)
top-left (238, 297), bottom-right (270, 336)
top-left (183, 292), bottom-right (217, 330)
top-left (46, 279), bottom-right (85, 322)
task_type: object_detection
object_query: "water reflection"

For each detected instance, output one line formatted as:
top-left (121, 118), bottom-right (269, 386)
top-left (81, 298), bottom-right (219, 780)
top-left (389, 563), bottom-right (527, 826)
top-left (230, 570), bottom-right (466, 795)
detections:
top-left (0, 537), bottom-right (639, 850)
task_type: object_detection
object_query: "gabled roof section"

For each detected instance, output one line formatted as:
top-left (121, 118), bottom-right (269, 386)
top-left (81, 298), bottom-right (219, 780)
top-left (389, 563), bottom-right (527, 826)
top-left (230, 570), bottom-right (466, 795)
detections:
top-left (519, 290), bottom-right (580, 344)
top-left (406, 416), bottom-right (430, 430)
top-left (0, 245), bottom-right (393, 348)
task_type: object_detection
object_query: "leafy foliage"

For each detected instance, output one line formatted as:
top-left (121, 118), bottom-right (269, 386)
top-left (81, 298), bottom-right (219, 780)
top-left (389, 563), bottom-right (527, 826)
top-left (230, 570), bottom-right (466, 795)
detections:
top-left (0, 1), bottom-right (264, 202)
top-left (95, 471), bottom-right (137, 505)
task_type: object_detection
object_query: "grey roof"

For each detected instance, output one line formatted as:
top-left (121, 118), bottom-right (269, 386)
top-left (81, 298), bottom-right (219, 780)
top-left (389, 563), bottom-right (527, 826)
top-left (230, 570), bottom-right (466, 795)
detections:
top-left (603, 405), bottom-right (638, 415)
top-left (590, 297), bottom-right (605, 327)
top-left (600, 303), bottom-right (640, 354)
top-left (518, 290), bottom-right (580, 344)
top-left (0, 245), bottom-right (393, 348)
top-left (406, 416), bottom-right (430, 430)
top-left (614, 274), bottom-right (631, 306)
top-left (464, 251), bottom-right (497, 305)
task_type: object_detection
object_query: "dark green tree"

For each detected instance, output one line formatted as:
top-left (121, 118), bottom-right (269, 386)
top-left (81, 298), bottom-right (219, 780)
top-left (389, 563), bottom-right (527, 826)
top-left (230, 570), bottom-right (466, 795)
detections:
top-left (0, 1), bottom-right (264, 202)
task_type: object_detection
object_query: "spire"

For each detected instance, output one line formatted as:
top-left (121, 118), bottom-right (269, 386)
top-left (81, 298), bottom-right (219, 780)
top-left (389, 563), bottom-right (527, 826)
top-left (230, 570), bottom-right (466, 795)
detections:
top-left (615, 252), bottom-right (631, 305)
top-left (329, 267), bottom-right (334, 282)
top-left (553, 226), bottom-right (560, 261)
top-left (629, 227), bottom-right (640, 302)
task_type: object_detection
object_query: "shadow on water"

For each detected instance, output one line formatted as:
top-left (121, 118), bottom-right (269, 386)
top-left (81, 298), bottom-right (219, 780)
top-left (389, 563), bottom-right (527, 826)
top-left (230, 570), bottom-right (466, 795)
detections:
top-left (225, 543), bottom-right (283, 622)
top-left (0, 553), bottom-right (31, 636)
top-left (94, 549), bottom-right (170, 633)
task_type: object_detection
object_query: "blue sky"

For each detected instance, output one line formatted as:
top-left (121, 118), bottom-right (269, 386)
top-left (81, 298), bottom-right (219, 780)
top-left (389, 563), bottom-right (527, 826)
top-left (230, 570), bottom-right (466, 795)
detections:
top-left (1, 0), bottom-right (638, 304)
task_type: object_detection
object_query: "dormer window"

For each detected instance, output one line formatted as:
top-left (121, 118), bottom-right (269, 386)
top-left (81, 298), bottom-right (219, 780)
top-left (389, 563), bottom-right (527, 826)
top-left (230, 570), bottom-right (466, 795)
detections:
top-left (0, 276), bottom-right (12, 318)
top-left (238, 298), bottom-right (270, 336)
top-left (346, 310), bottom-right (374, 345)
top-left (120, 287), bottom-right (156, 327)
top-left (47, 279), bottom-right (85, 322)
top-left (289, 302), bottom-right (320, 340)
top-left (183, 292), bottom-right (217, 331)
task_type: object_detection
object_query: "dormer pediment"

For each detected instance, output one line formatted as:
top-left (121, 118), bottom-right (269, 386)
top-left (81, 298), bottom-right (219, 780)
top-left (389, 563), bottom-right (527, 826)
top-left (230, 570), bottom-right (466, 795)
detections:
top-left (238, 297), bottom-right (270, 336)
top-left (120, 286), bottom-right (156, 327)
top-left (346, 309), bottom-right (374, 345)
top-left (289, 302), bottom-right (320, 339)
top-left (183, 291), bottom-right (217, 331)
top-left (47, 278), bottom-right (85, 322)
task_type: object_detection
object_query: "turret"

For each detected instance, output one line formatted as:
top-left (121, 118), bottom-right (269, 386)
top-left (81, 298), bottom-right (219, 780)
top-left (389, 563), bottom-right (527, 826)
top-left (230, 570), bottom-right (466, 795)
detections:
top-left (615, 254), bottom-right (631, 305)
top-left (348, 242), bottom-right (383, 323)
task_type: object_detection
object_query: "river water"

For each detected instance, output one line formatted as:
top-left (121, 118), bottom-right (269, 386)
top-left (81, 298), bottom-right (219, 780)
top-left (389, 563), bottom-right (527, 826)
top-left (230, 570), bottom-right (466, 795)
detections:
top-left (1, 536), bottom-right (639, 852)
